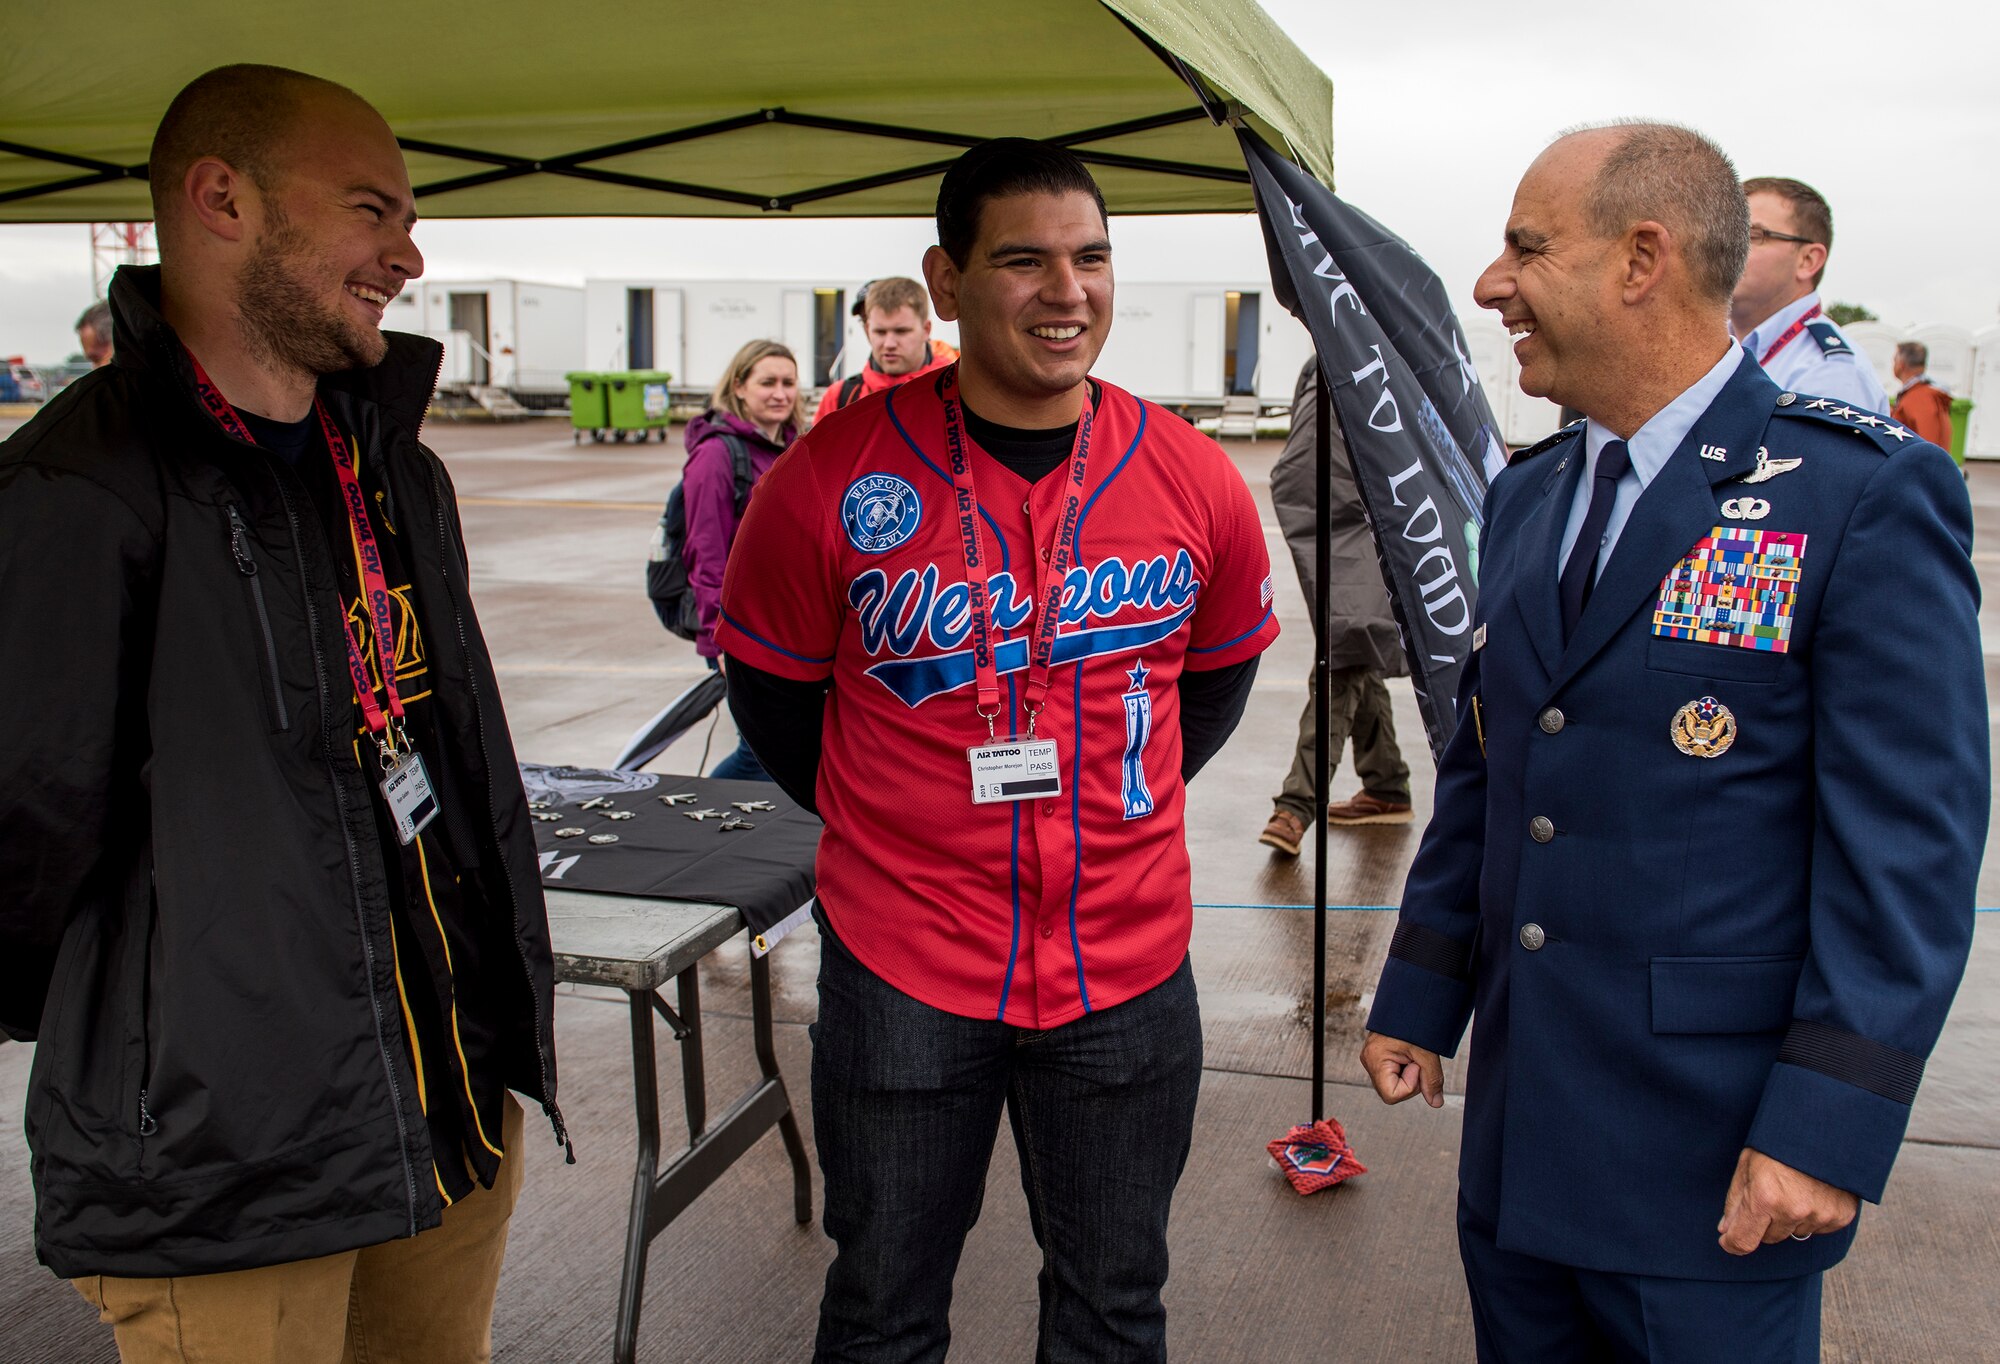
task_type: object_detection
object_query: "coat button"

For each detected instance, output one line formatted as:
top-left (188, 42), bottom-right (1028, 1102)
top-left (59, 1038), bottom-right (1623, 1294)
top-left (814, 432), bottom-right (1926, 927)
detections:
top-left (1529, 816), bottom-right (1554, 843)
top-left (1520, 922), bottom-right (1546, 951)
top-left (1538, 707), bottom-right (1565, 735)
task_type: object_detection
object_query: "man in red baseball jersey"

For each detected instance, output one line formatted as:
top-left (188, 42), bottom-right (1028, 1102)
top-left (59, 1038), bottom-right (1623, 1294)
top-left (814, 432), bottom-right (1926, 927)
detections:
top-left (718, 139), bottom-right (1277, 1361)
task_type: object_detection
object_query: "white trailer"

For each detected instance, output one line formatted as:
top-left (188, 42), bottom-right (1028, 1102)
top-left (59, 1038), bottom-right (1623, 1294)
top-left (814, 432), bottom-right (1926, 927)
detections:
top-left (1458, 311), bottom-right (1563, 449)
top-left (1087, 282), bottom-right (1311, 415)
top-left (584, 276), bottom-right (1319, 415)
top-left (385, 279), bottom-right (584, 401)
top-left (576, 275), bottom-right (1573, 438)
top-left (583, 278), bottom-right (895, 399)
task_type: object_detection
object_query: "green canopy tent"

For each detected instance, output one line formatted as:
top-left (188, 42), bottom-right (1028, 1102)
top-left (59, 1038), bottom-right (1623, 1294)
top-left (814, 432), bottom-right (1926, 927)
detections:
top-left (0, 0), bottom-right (1332, 220)
top-left (2, 0), bottom-right (1370, 1306)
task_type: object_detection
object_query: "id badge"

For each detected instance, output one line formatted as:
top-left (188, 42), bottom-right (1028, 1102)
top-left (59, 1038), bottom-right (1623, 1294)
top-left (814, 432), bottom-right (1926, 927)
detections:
top-left (381, 750), bottom-right (441, 845)
top-left (968, 737), bottom-right (1061, 804)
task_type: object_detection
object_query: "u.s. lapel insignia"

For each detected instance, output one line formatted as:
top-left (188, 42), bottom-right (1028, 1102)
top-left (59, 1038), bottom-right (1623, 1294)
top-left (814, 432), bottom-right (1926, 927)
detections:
top-left (1720, 496), bottom-right (1771, 521)
top-left (1473, 623), bottom-right (1487, 651)
top-left (1671, 696), bottom-right (1737, 758)
top-left (1738, 447), bottom-right (1803, 484)
top-left (1700, 443), bottom-right (1728, 461)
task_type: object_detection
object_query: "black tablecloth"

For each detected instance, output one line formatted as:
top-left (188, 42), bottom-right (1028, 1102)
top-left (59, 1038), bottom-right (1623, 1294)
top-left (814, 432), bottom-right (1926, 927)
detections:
top-left (520, 764), bottom-right (819, 937)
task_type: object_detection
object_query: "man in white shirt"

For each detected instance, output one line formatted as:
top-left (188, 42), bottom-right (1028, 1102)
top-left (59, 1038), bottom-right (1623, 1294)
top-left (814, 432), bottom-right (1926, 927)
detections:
top-left (1730, 175), bottom-right (1888, 414)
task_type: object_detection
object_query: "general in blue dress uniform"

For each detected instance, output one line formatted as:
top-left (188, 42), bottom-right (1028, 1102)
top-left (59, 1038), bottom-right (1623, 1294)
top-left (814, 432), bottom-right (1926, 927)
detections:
top-left (1363, 124), bottom-right (1985, 1363)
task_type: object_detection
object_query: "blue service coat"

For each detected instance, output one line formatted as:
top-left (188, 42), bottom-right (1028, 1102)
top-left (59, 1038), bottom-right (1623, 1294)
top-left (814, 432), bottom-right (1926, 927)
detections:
top-left (1367, 355), bottom-right (1986, 1281)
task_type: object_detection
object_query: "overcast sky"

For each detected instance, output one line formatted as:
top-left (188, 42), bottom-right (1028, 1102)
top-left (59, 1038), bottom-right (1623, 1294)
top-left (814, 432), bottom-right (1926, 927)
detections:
top-left (4, 0), bottom-right (1994, 363)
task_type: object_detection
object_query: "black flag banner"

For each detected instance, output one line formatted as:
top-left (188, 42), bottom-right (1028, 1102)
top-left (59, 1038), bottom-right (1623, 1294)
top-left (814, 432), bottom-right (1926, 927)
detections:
top-left (1240, 130), bottom-right (1506, 758)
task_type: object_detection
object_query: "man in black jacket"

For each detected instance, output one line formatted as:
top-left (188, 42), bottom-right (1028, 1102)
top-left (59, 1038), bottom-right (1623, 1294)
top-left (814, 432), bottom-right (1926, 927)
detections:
top-left (1257, 358), bottom-right (1414, 856)
top-left (0, 65), bottom-right (560, 1362)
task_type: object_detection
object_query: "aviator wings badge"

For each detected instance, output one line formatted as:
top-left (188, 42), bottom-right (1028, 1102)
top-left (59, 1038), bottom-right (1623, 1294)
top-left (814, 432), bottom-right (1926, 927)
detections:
top-left (1737, 447), bottom-right (1802, 485)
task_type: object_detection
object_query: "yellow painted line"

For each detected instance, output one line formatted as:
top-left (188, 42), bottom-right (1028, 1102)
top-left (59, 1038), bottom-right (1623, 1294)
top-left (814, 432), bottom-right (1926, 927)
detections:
top-left (460, 495), bottom-right (657, 511)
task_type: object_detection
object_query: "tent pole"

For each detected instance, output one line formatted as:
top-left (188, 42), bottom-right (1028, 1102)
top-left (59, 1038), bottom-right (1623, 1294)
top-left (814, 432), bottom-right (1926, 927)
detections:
top-left (1311, 365), bottom-right (1332, 1123)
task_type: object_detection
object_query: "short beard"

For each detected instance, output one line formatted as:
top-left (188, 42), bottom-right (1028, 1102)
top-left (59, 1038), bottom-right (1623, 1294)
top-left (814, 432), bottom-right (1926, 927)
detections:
top-left (236, 207), bottom-right (387, 379)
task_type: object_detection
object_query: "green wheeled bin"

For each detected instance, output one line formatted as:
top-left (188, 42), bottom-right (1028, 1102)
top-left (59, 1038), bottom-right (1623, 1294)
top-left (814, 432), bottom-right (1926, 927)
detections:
top-left (1949, 397), bottom-right (1973, 467)
top-left (605, 370), bottom-right (674, 442)
top-left (566, 372), bottom-right (608, 443)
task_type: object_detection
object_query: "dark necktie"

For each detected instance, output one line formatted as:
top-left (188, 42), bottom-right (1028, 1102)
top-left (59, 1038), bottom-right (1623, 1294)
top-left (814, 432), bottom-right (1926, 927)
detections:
top-left (1559, 439), bottom-right (1632, 639)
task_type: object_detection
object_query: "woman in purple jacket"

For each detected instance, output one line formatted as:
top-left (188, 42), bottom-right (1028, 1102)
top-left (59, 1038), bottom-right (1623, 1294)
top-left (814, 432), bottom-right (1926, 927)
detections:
top-left (683, 339), bottom-right (800, 780)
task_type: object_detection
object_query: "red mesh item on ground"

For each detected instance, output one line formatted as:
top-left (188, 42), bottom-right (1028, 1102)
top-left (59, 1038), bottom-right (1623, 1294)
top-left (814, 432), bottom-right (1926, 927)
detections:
top-left (1267, 1117), bottom-right (1367, 1195)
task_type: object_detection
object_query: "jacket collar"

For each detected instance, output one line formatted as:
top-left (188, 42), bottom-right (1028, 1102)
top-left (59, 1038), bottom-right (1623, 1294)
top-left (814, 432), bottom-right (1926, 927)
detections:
top-left (108, 265), bottom-right (443, 442)
top-left (1517, 353), bottom-right (1777, 684)
top-left (1740, 289), bottom-right (1822, 358)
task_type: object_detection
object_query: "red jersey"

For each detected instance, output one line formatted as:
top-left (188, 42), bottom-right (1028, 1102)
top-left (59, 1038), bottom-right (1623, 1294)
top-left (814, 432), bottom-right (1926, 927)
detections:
top-left (717, 373), bottom-right (1278, 1026)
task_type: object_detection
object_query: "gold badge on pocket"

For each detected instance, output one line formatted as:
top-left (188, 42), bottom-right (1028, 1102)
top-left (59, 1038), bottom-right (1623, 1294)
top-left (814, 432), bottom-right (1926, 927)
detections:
top-left (1670, 696), bottom-right (1736, 758)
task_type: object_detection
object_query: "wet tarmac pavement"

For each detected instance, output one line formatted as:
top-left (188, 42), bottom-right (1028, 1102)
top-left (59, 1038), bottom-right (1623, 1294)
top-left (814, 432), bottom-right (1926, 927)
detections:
top-left (3, 412), bottom-right (1997, 1361)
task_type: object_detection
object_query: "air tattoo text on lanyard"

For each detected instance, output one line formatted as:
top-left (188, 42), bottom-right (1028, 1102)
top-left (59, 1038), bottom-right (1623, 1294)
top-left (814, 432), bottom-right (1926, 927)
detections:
top-left (1759, 303), bottom-right (1823, 366)
top-left (939, 365), bottom-right (1089, 805)
top-left (191, 350), bottom-right (440, 845)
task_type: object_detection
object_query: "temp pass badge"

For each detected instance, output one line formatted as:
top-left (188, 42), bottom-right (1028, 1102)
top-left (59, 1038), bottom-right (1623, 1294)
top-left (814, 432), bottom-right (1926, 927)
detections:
top-left (1653, 526), bottom-right (1807, 653)
top-left (381, 751), bottom-right (441, 845)
top-left (968, 738), bottom-right (1061, 804)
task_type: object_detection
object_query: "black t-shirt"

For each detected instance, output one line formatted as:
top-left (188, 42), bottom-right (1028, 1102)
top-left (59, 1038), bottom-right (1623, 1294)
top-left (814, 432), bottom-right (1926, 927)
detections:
top-left (959, 380), bottom-right (1104, 483)
top-left (243, 408), bottom-right (504, 1203)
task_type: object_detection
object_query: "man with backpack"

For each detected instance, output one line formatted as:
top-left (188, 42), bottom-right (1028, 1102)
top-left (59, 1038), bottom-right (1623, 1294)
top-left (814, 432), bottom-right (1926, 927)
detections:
top-left (811, 276), bottom-right (957, 425)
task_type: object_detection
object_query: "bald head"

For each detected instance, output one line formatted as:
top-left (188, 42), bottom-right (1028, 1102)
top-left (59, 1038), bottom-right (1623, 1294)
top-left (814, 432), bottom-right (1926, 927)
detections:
top-left (150, 65), bottom-right (371, 237)
top-left (1554, 121), bottom-right (1749, 305)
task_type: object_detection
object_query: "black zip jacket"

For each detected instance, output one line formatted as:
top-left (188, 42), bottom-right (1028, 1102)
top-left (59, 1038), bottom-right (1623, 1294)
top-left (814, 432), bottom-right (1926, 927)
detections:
top-left (0, 267), bottom-right (560, 1278)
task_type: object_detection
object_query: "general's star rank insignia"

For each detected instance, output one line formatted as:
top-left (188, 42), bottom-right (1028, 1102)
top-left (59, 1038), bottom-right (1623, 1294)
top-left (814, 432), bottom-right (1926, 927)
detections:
top-left (1671, 696), bottom-right (1737, 758)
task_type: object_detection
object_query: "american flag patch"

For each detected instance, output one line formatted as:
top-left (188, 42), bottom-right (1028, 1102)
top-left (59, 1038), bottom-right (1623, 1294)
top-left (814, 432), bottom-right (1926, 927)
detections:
top-left (1653, 526), bottom-right (1807, 652)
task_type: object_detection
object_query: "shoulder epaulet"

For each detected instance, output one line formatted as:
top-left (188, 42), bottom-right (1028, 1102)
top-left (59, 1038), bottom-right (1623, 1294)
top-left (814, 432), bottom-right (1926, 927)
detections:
top-left (1508, 418), bottom-right (1584, 466)
top-left (1770, 392), bottom-right (1916, 455)
top-left (1803, 320), bottom-right (1854, 357)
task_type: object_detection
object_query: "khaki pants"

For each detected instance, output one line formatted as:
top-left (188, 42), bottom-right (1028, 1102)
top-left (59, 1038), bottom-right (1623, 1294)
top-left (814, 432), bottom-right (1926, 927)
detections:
top-left (73, 1095), bottom-right (525, 1364)
top-left (1274, 663), bottom-right (1411, 820)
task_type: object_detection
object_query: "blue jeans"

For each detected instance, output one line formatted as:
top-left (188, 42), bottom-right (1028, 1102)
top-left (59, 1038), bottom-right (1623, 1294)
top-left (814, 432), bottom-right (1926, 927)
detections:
top-left (708, 736), bottom-right (769, 781)
top-left (809, 915), bottom-right (1203, 1364)
top-left (705, 657), bottom-right (770, 781)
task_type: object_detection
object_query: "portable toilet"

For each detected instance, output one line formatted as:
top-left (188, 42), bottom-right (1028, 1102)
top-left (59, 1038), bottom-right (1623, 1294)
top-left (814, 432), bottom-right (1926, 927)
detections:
top-left (1964, 324), bottom-right (2000, 461)
top-left (1908, 323), bottom-right (1975, 398)
top-left (1840, 320), bottom-right (1899, 397)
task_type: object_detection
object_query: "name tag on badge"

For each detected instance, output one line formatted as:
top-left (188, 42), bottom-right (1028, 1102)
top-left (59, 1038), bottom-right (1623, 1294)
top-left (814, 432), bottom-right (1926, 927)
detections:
top-left (381, 751), bottom-right (441, 845)
top-left (968, 738), bottom-right (1061, 804)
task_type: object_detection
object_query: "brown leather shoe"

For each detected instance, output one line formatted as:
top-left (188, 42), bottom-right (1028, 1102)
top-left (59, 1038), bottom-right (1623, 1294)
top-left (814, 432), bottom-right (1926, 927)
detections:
top-left (1326, 791), bottom-right (1415, 826)
top-left (1258, 808), bottom-right (1307, 856)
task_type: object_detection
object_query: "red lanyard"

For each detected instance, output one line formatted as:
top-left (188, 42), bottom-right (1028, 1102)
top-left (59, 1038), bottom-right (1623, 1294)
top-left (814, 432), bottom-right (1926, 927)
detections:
top-left (938, 365), bottom-right (1094, 737)
top-left (190, 351), bottom-right (408, 755)
top-left (1758, 303), bottom-right (1822, 366)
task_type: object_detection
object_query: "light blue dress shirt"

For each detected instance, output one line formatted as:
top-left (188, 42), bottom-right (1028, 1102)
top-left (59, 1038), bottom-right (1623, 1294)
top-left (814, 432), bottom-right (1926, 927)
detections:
top-left (1558, 343), bottom-right (1745, 579)
top-left (1740, 290), bottom-right (1890, 416)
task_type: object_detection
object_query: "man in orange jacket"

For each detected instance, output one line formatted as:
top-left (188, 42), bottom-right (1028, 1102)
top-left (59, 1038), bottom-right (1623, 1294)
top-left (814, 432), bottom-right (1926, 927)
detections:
top-left (1891, 341), bottom-right (1955, 450)
top-left (811, 276), bottom-right (957, 424)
